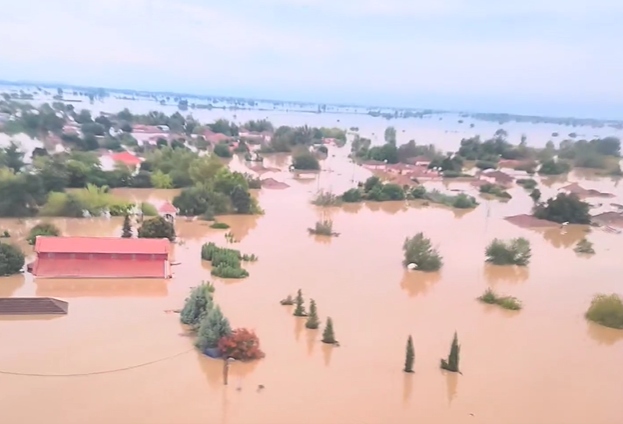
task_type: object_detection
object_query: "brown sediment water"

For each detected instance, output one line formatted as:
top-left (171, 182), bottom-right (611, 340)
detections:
top-left (0, 153), bottom-right (622, 424)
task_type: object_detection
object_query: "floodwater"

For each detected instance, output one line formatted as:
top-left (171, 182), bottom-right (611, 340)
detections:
top-left (1, 145), bottom-right (623, 424)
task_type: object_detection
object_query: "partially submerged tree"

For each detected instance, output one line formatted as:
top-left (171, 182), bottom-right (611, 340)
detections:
top-left (0, 242), bottom-right (25, 276)
top-left (533, 193), bottom-right (591, 224)
top-left (293, 289), bottom-right (306, 317)
top-left (477, 288), bottom-right (522, 310)
top-left (440, 332), bottom-right (461, 373)
top-left (574, 238), bottom-right (595, 254)
top-left (403, 232), bottom-right (443, 272)
top-left (485, 237), bottom-right (531, 266)
top-left (280, 295), bottom-right (294, 305)
top-left (180, 282), bottom-right (215, 329)
top-left (308, 220), bottom-right (337, 236)
top-left (218, 328), bottom-right (265, 361)
top-left (305, 299), bottom-right (320, 329)
top-left (585, 293), bottom-right (623, 329)
top-left (404, 335), bottom-right (415, 373)
top-left (26, 222), bottom-right (60, 245)
top-left (195, 305), bottom-right (232, 351)
top-left (138, 216), bottom-right (175, 240)
top-left (121, 215), bottom-right (132, 238)
top-left (321, 317), bottom-right (337, 344)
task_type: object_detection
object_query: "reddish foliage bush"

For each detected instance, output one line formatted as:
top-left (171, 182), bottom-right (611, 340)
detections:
top-left (218, 328), bottom-right (265, 361)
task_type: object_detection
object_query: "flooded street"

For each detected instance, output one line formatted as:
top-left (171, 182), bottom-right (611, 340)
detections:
top-left (1, 143), bottom-right (623, 424)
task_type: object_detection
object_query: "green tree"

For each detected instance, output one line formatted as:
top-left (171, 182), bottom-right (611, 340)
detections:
top-left (403, 233), bottom-right (443, 272)
top-left (230, 185), bottom-right (251, 214)
top-left (213, 143), bottom-right (232, 158)
top-left (293, 289), bottom-right (306, 317)
top-left (0, 242), bottom-right (25, 276)
top-left (196, 305), bottom-right (232, 350)
top-left (0, 142), bottom-right (25, 173)
top-left (530, 188), bottom-right (541, 203)
top-left (180, 283), bottom-right (215, 329)
top-left (27, 222), bottom-right (60, 245)
top-left (321, 317), bottom-right (336, 344)
top-left (121, 215), bottom-right (132, 238)
top-left (533, 193), bottom-right (591, 224)
top-left (384, 126), bottom-right (397, 145)
top-left (485, 237), bottom-right (531, 266)
top-left (440, 332), bottom-right (461, 373)
top-left (150, 170), bottom-right (173, 189)
top-left (538, 159), bottom-right (570, 175)
top-left (305, 299), bottom-right (320, 329)
top-left (404, 335), bottom-right (415, 373)
top-left (292, 151), bottom-right (320, 170)
top-left (138, 216), bottom-right (175, 240)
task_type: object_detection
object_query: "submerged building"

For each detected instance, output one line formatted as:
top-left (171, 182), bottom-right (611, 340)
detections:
top-left (31, 237), bottom-right (171, 279)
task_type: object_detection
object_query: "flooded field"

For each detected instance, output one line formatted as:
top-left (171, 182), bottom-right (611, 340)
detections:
top-left (0, 152), bottom-right (622, 424)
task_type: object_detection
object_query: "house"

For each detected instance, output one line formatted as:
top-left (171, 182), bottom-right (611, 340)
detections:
top-left (479, 170), bottom-right (514, 187)
top-left (410, 156), bottom-right (432, 167)
top-left (111, 151), bottom-right (142, 167)
top-left (158, 202), bottom-right (177, 222)
top-left (31, 236), bottom-right (171, 279)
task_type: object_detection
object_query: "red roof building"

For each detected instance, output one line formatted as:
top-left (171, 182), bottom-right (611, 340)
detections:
top-left (32, 237), bottom-right (171, 279)
top-left (111, 151), bottom-right (142, 167)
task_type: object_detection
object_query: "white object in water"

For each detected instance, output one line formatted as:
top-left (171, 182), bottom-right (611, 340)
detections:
top-left (407, 263), bottom-right (417, 270)
top-left (562, 222), bottom-right (569, 226)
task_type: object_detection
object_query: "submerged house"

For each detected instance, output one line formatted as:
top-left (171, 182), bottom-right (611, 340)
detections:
top-left (31, 237), bottom-right (171, 279)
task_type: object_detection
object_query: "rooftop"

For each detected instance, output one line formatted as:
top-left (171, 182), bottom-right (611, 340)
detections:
top-left (35, 237), bottom-right (170, 255)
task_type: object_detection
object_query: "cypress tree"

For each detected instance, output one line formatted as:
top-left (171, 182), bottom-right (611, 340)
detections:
top-left (293, 289), bottom-right (306, 317)
top-left (305, 299), bottom-right (320, 329)
top-left (321, 317), bottom-right (336, 344)
top-left (440, 332), bottom-right (461, 373)
top-left (122, 215), bottom-right (133, 238)
top-left (404, 335), bottom-right (414, 373)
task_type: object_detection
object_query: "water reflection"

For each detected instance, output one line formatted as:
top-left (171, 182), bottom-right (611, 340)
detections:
top-left (402, 373), bottom-right (414, 406)
top-left (365, 201), bottom-right (409, 215)
top-left (540, 226), bottom-right (589, 249)
top-left (483, 264), bottom-right (529, 285)
top-left (400, 271), bottom-right (441, 297)
top-left (0, 315), bottom-right (65, 322)
top-left (445, 371), bottom-right (459, 406)
top-left (306, 328), bottom-right (317, 356)
top-left (174, 220), bottom-right (215, 240)
top-left (35, 279), bottom-right (169, 297)
top-left (0, 274), bottom-right (25, 297)
top-left (321, 343), bottom-right (333, 367)
top-left (294, 317), bottom-right (305, 341)
top-left (342, 203), bottom-right (363, 214)
top-left (586, 322), bottom-right (623, 346)
top-left (540, 175), bottom-right (568, 187)
top-left (198, 353), bottom-right (223, 389)
top-left (263, 153), bottom-right (290, 169)
top-left (310, 234), bottom-right (332, 245)
top-left (219, 214), bottom-right (261, 242)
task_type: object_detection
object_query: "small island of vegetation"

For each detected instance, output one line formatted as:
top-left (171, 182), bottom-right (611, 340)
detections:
top-left (308, 219), bottom-right (339, 237)
top-left (478, 288), bottom-right (522, 310)
top-left (585, 294), bottom-right (623, 330)
top-left (485, 237), bottom-right (531, 266)
top-left (403, 232), bottom-right (443, 272)
top-left (201, 242), bottom-right (257, 278)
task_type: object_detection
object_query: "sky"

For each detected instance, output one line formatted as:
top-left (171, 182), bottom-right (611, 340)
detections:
top-left (0, 0), bottom-right (622, 118)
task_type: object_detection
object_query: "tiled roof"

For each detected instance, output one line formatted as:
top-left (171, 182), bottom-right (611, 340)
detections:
top-left (35, 237), bottom-right (170, 255)
top-left (110, 151), bottom-right (142, 166)
top-left (158, 202), bottom-right (177, 213)
top-left (33, 258), bottom-right (166, 279)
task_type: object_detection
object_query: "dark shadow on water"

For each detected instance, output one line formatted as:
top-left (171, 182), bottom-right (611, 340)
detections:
top-left (444, 370), bottom-right (459, 406)
top-left (402, 372), bottom-right (414, 406)
top-left (586, 321), bottom-right (623, 346)
top-left (294, 316), bottom-right (305, 342)
top-left (539, 225), bottom-right (590, 249)
top-left (400, 270), bottom-right (441, 297)
top-left (0, 274), bottom-right (25, 297)
top-left (306, 328), bottom-right (318, 356)
top-left (365, 201), bottom-right (408, 215)
top-left (342, 202), bottom-right (363, 214)
top-left (321, 342), bottom-right (333, 367)
top-left (198, 352), bottom-right (223, 390)
top-left (483, 264), bottom-right (529, 286)
top-left (0, 314), bottom-right (65, 321)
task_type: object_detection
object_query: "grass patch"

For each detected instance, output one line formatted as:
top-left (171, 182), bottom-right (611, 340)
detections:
top-left (210, 222), bottom-right (230, 229)
top-left (477, 288), bottom-right (522, 311)
top-left (585, 293), bottom-right (623, 329)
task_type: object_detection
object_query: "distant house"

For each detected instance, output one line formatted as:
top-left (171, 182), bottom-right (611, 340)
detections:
top-left (409, 156), bottom-right (432, 167)
top-left (31, 236), bottom-right (171, 279)
top-left (479, 170), bottom-right (514, 187)
top-left (158, 202), bottom-right (177, 222)
top-left (99, 151), bottom-right (142, 172)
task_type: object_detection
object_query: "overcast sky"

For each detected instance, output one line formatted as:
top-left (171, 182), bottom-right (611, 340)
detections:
top-left (1, 0), bottom-right (622, 118)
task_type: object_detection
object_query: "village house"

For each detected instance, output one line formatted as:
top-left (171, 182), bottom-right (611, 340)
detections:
top-left (99, 150), bottom-right (143, 172)
top-left (158, 202), bottom-right (177, 222)
top-left (31, 237), bottom-right (171, 279)
top-left (409, 156), bottom-right (432, 167)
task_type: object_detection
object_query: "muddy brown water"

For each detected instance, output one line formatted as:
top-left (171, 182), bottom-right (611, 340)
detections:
top-left (0, 153), bottom-right (622, 424)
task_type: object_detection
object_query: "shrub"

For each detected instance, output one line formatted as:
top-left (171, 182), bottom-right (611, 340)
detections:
top-left (280, 295), bottom-right (294, 305)
top-left (475, 160), bottom-right (497, 170)
top-left (0, 230), bottom-right (9, 238)
top-left (196, 305), bottom-right (232, 351)
top-left (138, 216), bottom-right (175, 240)
top-left (403, 233), bottom-right (443, 272)
top-left (479, 183), bottom-right (512, 199)
top-left (293, 289), bottom-right (306, 317)
top-left (0, 242), bottom-right (25, 276)
top-left (574, 238), bottom-right (595, 254)
top-left (516, 178), bottom-right (537, 190)
top-left (180, 282), bottom-right (215, 329)
top-left (210, 222), bottom-right (230, 229)
top-left (292, 151), bottom-right (320, 170)
top-left (200, 242), bottom-right (256, 279)
top-left (485, 238), bottom-right (531, 266)
top-left (341, 188), bottom-right (362, 203)
top-left (538, 159), bottom-right (570, 175)
top-left (410, 185), bottom-right (427, 199)
top-left (121, 215), bottom-right (132, 238)
top-left (305, 299), bottom-right (320, 329)
top-left (440, 332), bottom-right (460, 373)
top-left (27, 222), bottom-right (61, 245)
top-left (321, 317), bottom-right (337, 344)
top-left (585, 294), bottom-right (623, 329)
top-left (309, 220), bottom-right (334, 236)
top-left (312, 190), bottom-right (342, 206)
top-left (213, 143), bottom-right (232, 158)
top-left (218, 328), bottom-right (265, 361)
top-left (477, 288), bottom-right (522, 310)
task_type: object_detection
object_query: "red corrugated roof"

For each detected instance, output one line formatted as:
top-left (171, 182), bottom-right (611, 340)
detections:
top-left (158, 202), bottom-right (177, 213)
top-left (111, 151), bottom-right (142, 166)
top-left (35, 237), bottom-right (170, 255)
top-left (33, 258), bottom-right (166, 279)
